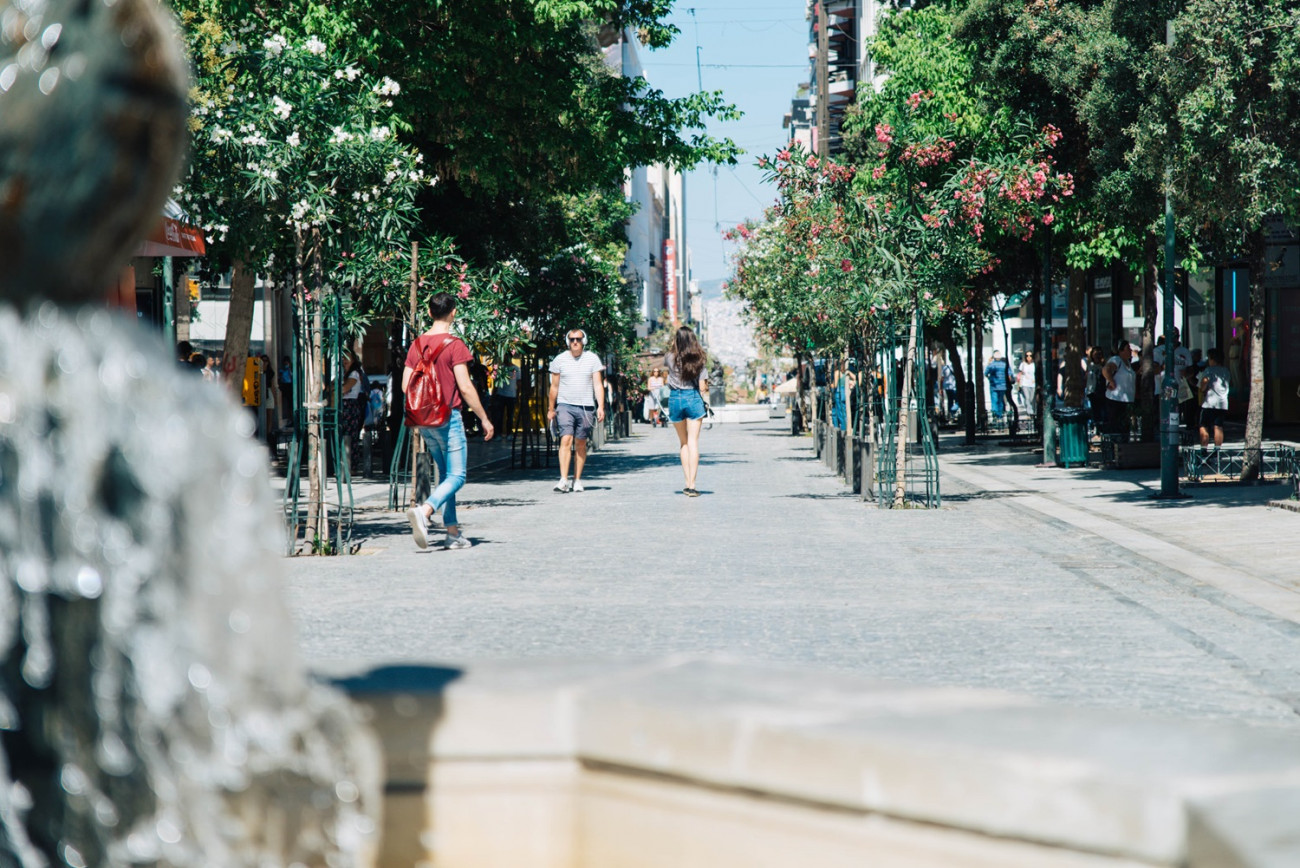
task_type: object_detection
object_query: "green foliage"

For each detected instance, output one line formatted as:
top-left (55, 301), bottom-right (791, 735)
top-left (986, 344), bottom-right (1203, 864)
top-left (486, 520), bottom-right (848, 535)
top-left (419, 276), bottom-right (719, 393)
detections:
top-left (728, 94), bottom-right (1070, 359)
top-left (843, 3), bottom-right (986, 149)
top-left (168, 0), bottom-right (739, 376)
top-left (520, 247), bottom-right (639, 357)
top-left (176, 13), bottom-right (429, 278)
top-left (1132, 0), bottom-right (1300, 248)
top-left (956, 0), bottom-right (1167, 262)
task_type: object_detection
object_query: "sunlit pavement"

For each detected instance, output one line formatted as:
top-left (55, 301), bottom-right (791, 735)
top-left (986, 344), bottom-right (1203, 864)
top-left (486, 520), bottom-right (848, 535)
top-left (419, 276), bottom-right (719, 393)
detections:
top-left (283, 417), bottom-right (1300, 729)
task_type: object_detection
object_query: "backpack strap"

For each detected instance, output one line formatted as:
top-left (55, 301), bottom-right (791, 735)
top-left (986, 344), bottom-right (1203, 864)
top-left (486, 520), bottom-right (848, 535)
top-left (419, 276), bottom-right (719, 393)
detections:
top-left (419, 335), bottom-right (456, 372)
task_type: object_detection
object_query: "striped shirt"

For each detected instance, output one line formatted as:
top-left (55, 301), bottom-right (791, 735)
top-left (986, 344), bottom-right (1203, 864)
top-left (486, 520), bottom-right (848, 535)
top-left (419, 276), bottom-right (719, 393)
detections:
top-left (549, 350), bottom-right (603, 407)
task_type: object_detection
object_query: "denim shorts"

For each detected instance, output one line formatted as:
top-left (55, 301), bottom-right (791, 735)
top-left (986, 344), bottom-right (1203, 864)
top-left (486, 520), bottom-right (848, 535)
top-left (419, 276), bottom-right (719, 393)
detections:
top-left (667, 388), bottom-right (706, 422)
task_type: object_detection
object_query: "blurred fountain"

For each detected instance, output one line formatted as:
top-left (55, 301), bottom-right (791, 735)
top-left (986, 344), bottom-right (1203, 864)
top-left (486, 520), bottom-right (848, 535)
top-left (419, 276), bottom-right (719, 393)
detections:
top-left (0, 1), bottom-right (381, 865)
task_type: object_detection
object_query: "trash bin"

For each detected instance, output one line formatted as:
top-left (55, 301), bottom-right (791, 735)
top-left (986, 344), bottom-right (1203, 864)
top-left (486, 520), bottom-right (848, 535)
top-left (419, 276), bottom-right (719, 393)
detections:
top-left (1051, 405), bottom-right (1088, 468)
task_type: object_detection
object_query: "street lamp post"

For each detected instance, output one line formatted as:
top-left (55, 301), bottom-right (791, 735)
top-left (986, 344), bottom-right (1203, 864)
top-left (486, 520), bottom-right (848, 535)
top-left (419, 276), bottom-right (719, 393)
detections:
top-left (965, 310), bottom-right (976, 445)
top-left (1158, 19), bottom-right (1185, 499)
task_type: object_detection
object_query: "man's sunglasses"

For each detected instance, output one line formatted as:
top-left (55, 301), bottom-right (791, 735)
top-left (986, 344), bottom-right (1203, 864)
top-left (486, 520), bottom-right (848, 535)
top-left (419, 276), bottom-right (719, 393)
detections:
top-left (568, 336), bottom-right (583, 343)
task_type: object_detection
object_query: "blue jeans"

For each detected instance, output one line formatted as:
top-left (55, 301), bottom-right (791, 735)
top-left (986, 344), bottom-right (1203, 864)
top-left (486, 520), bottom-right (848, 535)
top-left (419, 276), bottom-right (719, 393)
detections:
top-left (989, 389), bottom-right (1006, 417)
top-left (418, 410), bottom-right (466, 527)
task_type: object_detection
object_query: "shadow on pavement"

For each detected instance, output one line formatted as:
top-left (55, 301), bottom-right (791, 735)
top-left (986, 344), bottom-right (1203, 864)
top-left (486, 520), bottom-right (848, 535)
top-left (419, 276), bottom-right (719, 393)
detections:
top-left (939, 435), bottom-right (1295, 511)
top-left (942, 489), bottom-right (1035, 502)
top-left (780, 491), bottom-right (860, 500)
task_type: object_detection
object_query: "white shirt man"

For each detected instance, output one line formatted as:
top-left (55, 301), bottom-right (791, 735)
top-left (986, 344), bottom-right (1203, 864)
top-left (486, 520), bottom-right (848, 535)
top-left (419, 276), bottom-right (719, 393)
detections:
top-left (547, 329), bottom-right (605, 492)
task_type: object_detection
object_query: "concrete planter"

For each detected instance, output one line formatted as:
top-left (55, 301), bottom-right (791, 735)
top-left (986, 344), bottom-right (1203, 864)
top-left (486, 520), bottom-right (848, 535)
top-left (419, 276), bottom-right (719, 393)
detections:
top-left (334, 658), bottom-right (1300, 868)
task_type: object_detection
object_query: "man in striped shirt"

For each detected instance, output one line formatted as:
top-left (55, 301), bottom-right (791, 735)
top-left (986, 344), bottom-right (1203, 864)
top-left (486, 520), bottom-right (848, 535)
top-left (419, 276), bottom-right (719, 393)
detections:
top-left (547, 329), bottom-right (605, 492)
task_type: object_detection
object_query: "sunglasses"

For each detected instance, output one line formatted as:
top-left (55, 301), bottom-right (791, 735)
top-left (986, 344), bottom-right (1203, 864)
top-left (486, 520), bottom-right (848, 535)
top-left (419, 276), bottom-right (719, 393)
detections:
top-left (568, 336), bottom-right (583, 343)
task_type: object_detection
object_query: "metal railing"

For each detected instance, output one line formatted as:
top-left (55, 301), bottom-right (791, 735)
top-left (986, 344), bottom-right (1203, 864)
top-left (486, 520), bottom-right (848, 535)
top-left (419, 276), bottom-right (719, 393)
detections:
top-left (1181, 442), bottom-right (1297, 486)
top-left (873, 311), bottom-right (940, 509)
top-left (283, 294), bottom-right (354, 554)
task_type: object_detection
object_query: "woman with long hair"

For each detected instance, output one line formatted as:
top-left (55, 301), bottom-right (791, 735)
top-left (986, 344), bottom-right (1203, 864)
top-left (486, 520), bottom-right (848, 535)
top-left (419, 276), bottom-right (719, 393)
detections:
top-left (664, 326), bottom-right (710, 496)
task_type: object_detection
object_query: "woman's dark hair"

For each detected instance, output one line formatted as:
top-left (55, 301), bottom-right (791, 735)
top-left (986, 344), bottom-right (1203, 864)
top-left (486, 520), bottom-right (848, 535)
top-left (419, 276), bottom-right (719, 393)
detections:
top-left (1207, 347), bottom-right (1222, 365)
top-left (428, 292), bottom-right (457, 321)
top-left (344, 349), bottom-right (362, 374)
top-left (673, 326), bottom-right (706, 383)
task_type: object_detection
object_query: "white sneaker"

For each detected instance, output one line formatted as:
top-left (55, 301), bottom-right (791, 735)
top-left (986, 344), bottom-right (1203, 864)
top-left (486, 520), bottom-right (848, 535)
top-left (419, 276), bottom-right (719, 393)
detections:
top-left (554, 478), bottom-right (571, 492)
top-left (406, 507), bottom-right (429, 549)
top-left (443, 533), bottom-right (472, 550)
top-left (571, 479), bottom-right (585, 492)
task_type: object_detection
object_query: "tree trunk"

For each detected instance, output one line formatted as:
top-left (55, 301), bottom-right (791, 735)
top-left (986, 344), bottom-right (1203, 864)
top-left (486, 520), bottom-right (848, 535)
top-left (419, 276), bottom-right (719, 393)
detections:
top-left (313, 229), bottom-right (332, 552)
top-left (408, 242), bottom-right (423, 504)
top-left (974, 321), bottom-right (987, 428)
top-left (221, 259), bottom-right (257, 398)
top-left (790, 353), bottom-right (800, 434)
top-left (893, 308), bottom-right (919, 508)
top-left (308, 298), bottom-right (326, 551)
top-left (1242, 229), bottom-right (1267, 482)
top-left (291, 231), bottom-right (317, 550)
top-left (938, 325), bottom-right (967, 408)
top-left (1138, 238), bottom-right (1159, 441)
top-left (1064, 268), bottom-right (1086, 407)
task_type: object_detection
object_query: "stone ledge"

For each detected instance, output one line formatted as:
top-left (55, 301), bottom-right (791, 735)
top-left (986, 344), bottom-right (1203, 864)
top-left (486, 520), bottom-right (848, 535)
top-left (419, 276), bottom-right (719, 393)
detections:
top-left (1187, 786), bottom-right (1300, 868)
top-left (331, 657), bottom-right (1300, 867)
top-left (709, 404), bottom-right (771, 424)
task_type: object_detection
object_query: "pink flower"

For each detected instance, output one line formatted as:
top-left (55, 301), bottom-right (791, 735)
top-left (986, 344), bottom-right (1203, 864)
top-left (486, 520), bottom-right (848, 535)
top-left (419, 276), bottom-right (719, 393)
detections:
top-left (458, 282), bottom-right (471, 299)
top-left (806, 156), bottom-right (820, 169)
top-left (840, 259), bottom-right (853, 273)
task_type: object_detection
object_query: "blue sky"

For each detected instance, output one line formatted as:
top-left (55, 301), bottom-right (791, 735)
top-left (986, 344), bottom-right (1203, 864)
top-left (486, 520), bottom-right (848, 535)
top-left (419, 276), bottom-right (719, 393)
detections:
top-left (639, 1), bottom-right (810, 294)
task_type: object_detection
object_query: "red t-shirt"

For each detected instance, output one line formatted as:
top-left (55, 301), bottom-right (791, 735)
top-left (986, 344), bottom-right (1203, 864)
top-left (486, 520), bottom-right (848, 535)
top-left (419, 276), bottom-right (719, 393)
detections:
top-left (405, 333), bottom-right (473, 411)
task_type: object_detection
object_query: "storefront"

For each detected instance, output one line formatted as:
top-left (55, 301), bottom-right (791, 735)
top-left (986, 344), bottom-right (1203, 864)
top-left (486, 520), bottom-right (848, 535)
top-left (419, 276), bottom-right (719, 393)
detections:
top-left (1080, 220), bottom-right (1300, 424)
top-left (110, 205), bottom-right (206, 340)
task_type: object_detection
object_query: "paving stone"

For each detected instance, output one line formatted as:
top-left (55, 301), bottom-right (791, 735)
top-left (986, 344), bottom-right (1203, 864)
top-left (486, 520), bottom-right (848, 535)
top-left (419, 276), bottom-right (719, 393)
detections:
top-left (283, 419), bottom-right (1300, 728)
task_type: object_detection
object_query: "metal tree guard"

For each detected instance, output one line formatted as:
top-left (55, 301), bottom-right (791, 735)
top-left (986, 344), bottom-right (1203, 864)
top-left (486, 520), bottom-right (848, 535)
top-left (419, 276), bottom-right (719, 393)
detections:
top-left (283, 294), bottom-right (354, 554)
top-left (874, 307), bottom-right (941, 508)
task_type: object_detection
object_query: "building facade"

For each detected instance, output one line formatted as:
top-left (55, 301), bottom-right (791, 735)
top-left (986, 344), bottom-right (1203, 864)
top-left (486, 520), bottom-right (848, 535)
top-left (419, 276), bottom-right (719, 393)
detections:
top-left (607, 29), bottom-right (692, 332)
top-left (788, 1), bottom-right (912, 157)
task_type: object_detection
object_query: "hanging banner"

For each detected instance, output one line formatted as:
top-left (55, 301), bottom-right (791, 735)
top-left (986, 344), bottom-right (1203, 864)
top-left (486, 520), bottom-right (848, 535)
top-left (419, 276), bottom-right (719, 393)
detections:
top-left (663, 239), bottom-right (677, 323)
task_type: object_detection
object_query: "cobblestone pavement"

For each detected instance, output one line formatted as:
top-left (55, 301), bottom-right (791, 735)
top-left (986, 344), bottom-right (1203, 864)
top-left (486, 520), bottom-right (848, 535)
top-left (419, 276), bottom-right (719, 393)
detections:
top-left (283, 418), bottom-right (1300, 728)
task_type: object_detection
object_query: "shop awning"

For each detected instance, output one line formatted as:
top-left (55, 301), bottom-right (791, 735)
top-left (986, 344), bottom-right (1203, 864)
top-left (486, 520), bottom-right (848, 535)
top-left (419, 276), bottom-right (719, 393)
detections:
top-left (136, 215), bottom-right (206, 258)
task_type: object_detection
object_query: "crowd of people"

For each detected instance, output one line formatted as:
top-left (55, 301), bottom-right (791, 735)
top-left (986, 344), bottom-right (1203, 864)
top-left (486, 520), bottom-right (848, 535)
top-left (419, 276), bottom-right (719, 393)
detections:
top-left (972, 332), bottom-right (1233, 449)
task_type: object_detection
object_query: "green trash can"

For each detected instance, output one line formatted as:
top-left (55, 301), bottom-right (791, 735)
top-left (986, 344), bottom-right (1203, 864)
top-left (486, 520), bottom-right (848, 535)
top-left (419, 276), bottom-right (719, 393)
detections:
top-left (1052, 405), bottom-right (1088, 467)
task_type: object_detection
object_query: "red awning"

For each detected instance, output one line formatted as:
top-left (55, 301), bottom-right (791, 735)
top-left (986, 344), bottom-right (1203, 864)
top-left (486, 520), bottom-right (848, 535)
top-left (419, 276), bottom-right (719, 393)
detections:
top-left (137, 217), bottom-right (207, 258)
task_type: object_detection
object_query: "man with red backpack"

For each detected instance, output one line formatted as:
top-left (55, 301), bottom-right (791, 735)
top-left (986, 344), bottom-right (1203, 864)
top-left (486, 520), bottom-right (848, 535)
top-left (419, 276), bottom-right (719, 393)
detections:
top-left (403, 292), bottom-right (494, 550)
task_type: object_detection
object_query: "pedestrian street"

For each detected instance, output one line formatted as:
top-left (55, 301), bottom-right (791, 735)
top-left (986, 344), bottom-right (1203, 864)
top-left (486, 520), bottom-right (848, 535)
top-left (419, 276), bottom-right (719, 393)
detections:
top-left (283, 419), bottom-right (1300, 730)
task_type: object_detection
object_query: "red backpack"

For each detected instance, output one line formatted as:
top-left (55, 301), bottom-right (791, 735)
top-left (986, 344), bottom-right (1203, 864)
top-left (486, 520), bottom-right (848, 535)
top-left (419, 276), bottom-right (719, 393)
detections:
top-left (404, 336), bottom-right (456, 428)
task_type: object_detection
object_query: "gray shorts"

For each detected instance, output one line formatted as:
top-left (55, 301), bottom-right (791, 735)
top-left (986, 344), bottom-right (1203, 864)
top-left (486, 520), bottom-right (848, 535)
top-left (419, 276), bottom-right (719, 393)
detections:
top-left (556, 403), bottom-right (596, 440)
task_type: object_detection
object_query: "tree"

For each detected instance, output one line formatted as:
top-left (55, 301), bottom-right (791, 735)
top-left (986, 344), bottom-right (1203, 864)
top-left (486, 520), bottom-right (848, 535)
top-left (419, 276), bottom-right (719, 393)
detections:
top-left (178, 0), bottom-right (741, 263)
top-left (958, 0), bottom-right (1174, 430)
top-left (729, 96), bottom-right (1070, 505)
top-left (178, 18), bottom-right (430, 548)
top-left (1132, 0), bottom-right (1300, 478)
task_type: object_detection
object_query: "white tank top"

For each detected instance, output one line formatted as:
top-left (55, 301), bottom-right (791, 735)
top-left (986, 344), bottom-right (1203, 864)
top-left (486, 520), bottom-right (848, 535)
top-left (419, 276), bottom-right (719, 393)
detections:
top-left (1106, 355), bottom-right (1135, 403)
